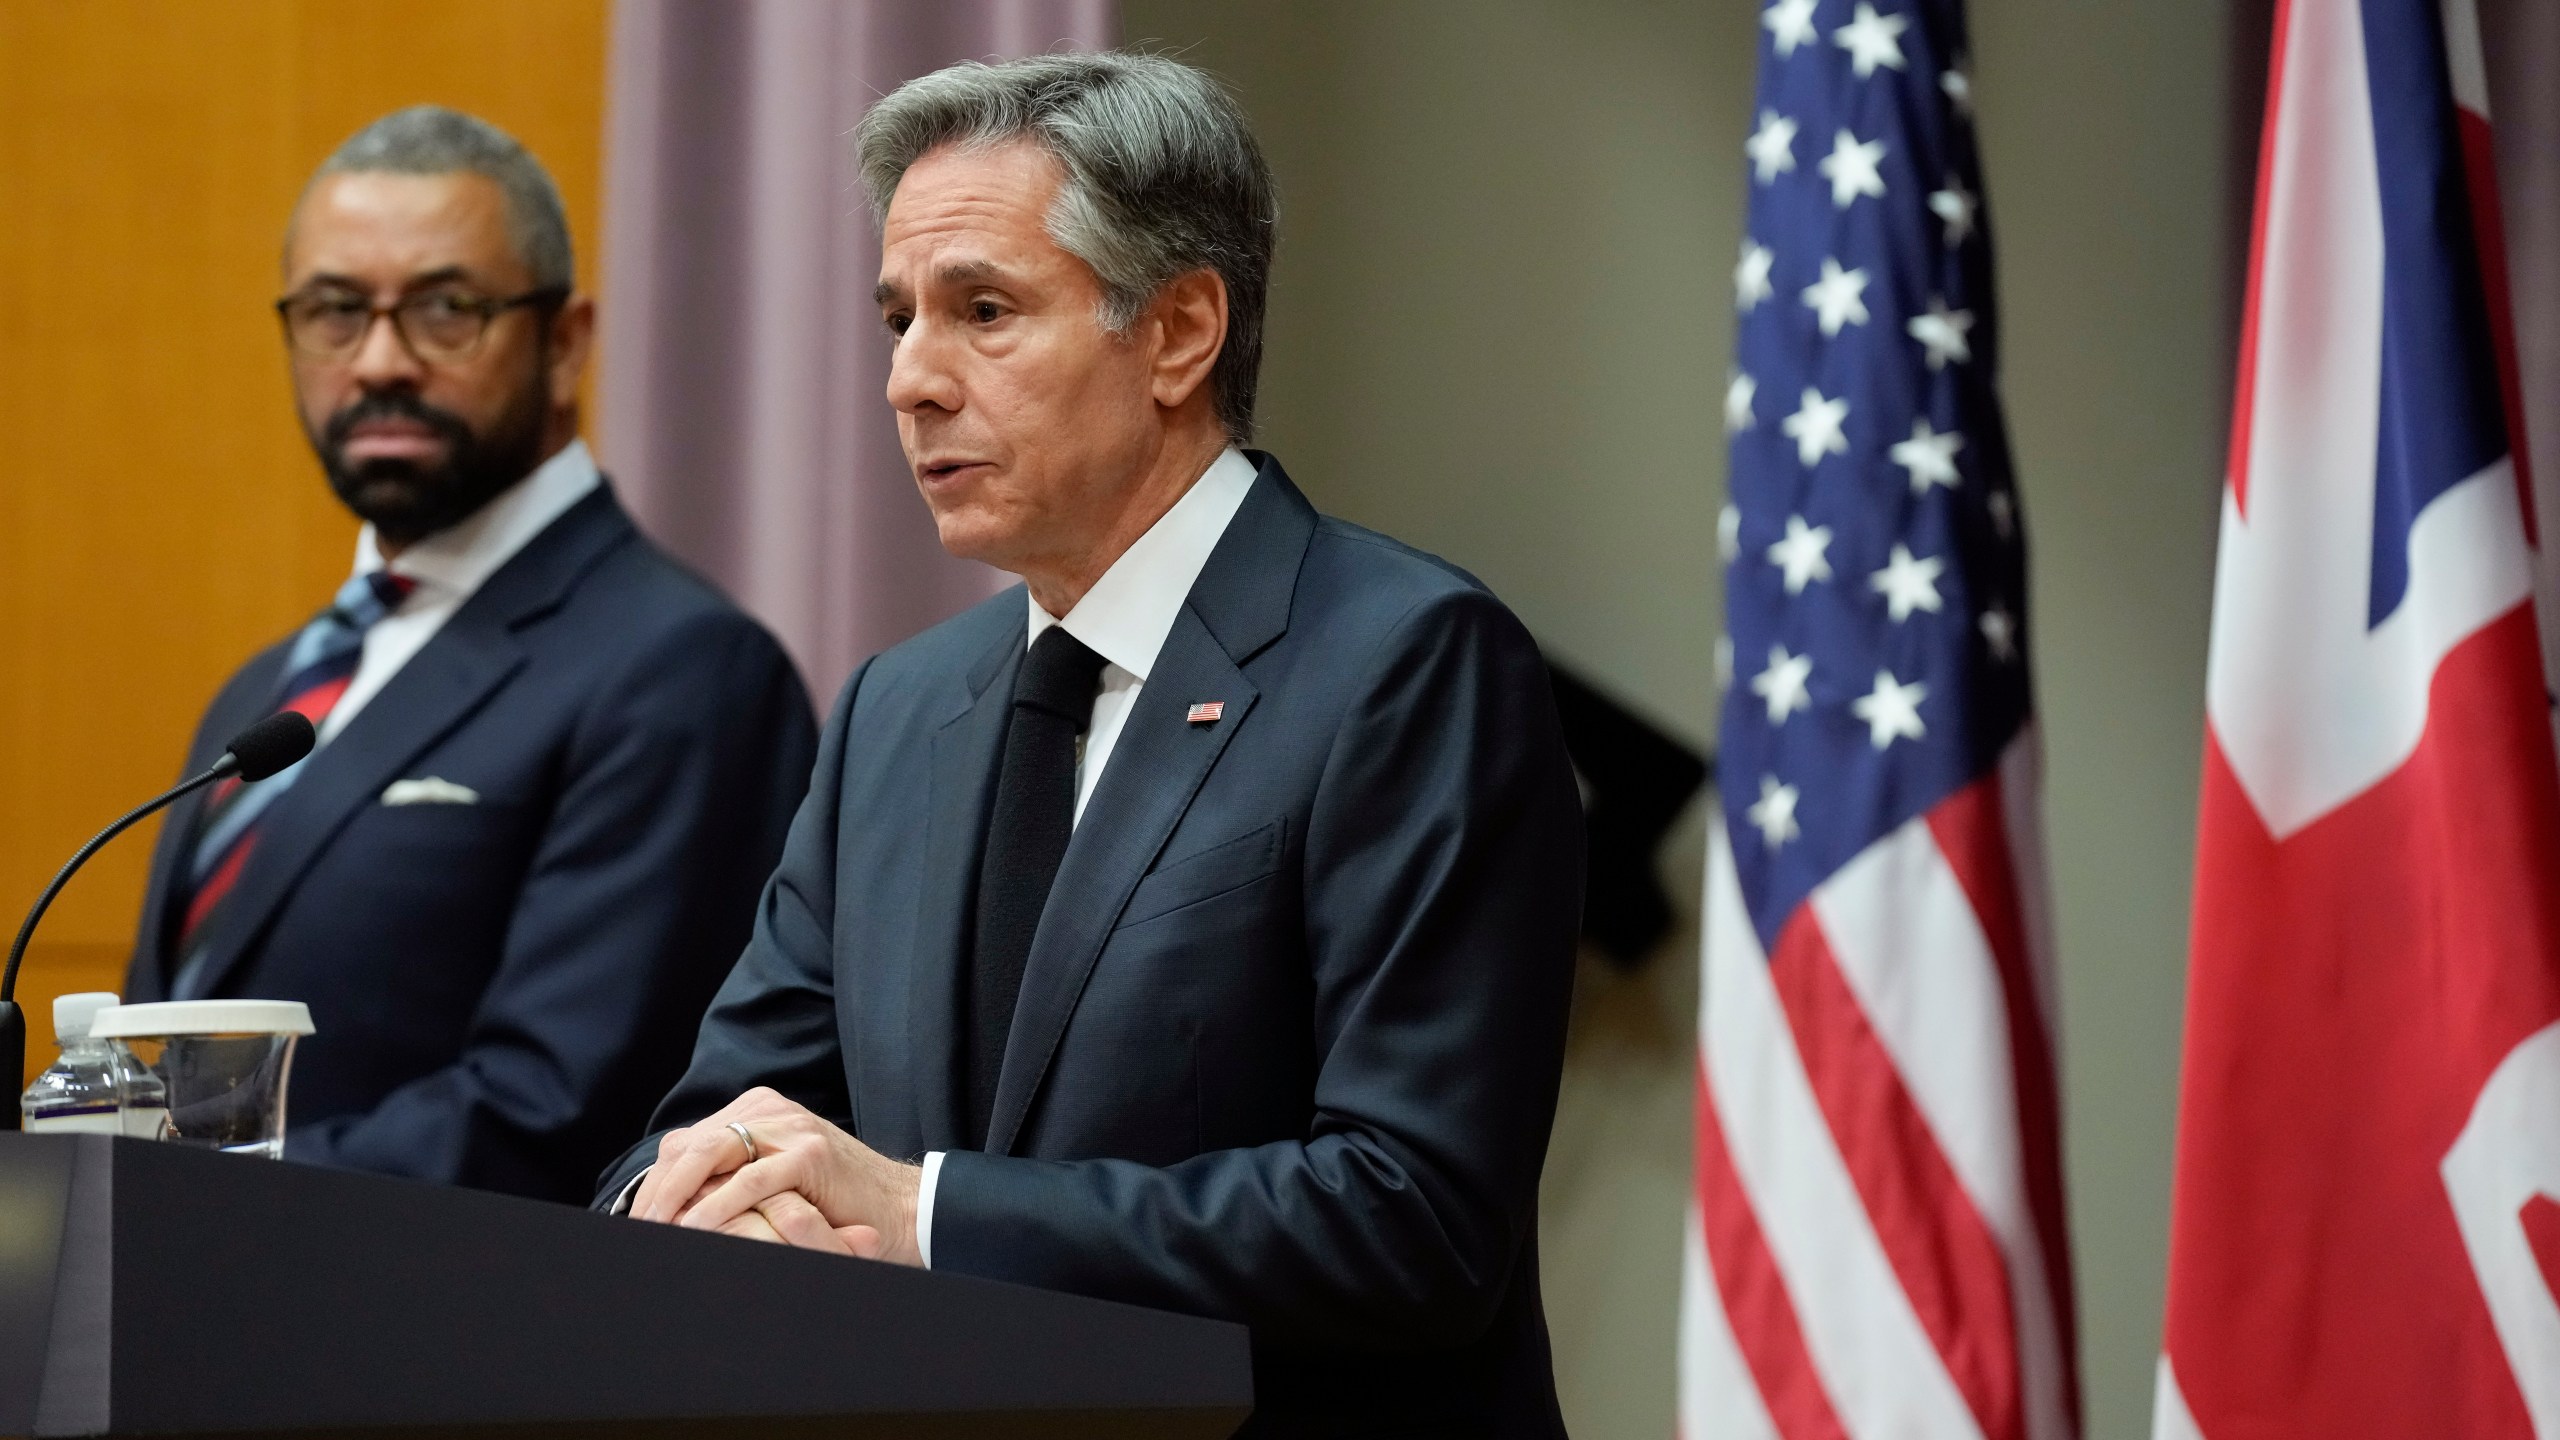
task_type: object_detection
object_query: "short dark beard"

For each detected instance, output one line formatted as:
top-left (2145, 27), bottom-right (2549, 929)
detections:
top-left (314, 375), bottom-right (550, 548)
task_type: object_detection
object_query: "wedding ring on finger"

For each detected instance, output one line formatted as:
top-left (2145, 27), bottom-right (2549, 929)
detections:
top-left (728, 1120), bottom-right (758, 1164)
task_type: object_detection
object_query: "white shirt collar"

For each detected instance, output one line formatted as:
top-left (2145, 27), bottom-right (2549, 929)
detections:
top-left (353, 437), bottom-right (604, 600)
top-left (1025, 447), bottom-right (1259, 681)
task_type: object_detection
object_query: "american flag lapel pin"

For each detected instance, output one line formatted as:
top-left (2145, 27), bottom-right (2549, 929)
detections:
top-left (1186, 701), bottom-right (1226, 726)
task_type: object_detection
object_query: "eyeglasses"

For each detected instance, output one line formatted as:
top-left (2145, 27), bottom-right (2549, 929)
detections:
top-left (274, 285), bottom-right (568, 362)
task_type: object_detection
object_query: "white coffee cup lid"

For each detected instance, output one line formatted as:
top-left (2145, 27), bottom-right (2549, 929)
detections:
top-left (90, 1000), bottom-right (314, 1039)
top-left (52, 992), bottom-right (119, 1043)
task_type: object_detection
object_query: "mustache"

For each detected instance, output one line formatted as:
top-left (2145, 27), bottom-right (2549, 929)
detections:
top-left (322, 391), bottom-right (473, 458)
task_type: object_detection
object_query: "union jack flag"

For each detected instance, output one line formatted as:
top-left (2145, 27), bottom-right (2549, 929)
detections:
top-left (1680, 2), bottom-right (2081, 1437)
top-left (2155, 1), bottom-right (2560, 1435)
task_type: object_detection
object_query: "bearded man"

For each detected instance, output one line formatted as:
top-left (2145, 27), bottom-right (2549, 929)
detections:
top-left (122, 107), bottom-right (817, 1205)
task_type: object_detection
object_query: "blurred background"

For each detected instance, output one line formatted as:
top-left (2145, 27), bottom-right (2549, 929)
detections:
top-left (5, 1), bottom-right (2546, 1434)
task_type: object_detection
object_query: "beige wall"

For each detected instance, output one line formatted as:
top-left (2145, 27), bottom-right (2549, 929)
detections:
top-left (1121, 1), bottom-right (2241, 1434)
top-left (1975, 0), bottom-right (2241, 1432)
top-left (1126, 0), bottom-right (1746, 753)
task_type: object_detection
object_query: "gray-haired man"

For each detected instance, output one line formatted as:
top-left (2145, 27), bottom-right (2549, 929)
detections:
top-left (126, 107), bottom-right (817, 1204)
top-left (602, 54), bottom-right (1582, 1434)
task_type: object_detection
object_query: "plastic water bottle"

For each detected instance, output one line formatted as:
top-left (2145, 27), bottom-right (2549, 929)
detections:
top-left (21, 993), bottom-right (164, 1137)
top-left (22, 992), bottom-right (127, 1134)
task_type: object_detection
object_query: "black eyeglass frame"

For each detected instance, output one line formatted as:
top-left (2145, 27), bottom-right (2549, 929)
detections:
top-left (272, 285), bottom-right (571, 362)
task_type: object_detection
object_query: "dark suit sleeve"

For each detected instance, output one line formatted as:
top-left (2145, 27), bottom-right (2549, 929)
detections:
top-left (591, 661), bottom-right (868, 1205)
top-left (289, 612), bottom-right (819, 1198)
top-left (932, 588), bottom-right (1586, 1350)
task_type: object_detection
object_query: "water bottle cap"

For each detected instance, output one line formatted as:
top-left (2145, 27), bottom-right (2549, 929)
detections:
top-left (51, 992), bottom-right (121, 1045)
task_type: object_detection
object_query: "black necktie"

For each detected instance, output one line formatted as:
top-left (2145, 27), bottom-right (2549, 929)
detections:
top-left (966, 625), bottom-right (1109, 1147)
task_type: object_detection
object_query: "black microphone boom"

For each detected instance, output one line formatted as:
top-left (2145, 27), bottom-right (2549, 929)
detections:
top-left (0, 711), bottom-right (316, 1126)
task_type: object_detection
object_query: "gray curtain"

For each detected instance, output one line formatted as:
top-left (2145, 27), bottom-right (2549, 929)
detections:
top-left (596, 0), bottom-right (1116, 707)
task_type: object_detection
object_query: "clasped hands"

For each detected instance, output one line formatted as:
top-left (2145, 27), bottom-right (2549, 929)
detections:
top-left (628, 1086), bottom-right (923, 1266)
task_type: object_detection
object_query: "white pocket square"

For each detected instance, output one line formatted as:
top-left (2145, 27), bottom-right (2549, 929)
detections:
top-left (381, 777), bottom-right (480, 807)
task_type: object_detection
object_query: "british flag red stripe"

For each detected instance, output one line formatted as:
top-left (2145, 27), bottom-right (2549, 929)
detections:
top-left (2155, 0), bottom-right (2560, 1434)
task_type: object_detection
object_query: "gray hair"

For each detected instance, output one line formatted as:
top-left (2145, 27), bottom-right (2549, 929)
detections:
top-left (305, 106), bottom-right (574, 292)
top-left (854, 52), bottom-right (1277, 443)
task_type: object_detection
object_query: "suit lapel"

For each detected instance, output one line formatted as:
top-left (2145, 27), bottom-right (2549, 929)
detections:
top-left (985, 613), bottom-right (1258, 1155)
top-left (131, 669), bottom-right (275, 999)
top-left (982, 454), bottom-right (1317, 1156)
top-left (186, 618), bottom-right (528, 1000)
top-left (902, 614), bottom-right (1025, 1151)
top-left (134, 784), bottom-right (213, 999)
top-left (187, 490), bottom-right (633, 999)
top-left (129, 784), bottom-right (194, 999)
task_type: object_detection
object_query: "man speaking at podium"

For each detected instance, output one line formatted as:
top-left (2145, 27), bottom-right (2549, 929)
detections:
top-left (604, 53), bottom-right (1583, 1435)
top-left (125, 108), bottom-right (817, 1204)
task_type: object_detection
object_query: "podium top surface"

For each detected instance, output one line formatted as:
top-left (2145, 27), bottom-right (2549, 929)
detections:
top-left (0, 1134), bottom-right (1249, 1438)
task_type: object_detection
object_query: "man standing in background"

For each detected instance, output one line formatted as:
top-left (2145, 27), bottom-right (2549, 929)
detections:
top-left (124, 107), bottom-right (817, 1204)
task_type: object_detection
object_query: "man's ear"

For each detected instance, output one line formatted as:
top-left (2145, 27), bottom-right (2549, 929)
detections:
top-left (1147, 269), bottom-right (1228, 412)
top-left (546, 292), bottom-right (598, 409)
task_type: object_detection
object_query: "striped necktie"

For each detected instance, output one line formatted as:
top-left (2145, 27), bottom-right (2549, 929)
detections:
top-left (169, 570), bottom-right (414, 997)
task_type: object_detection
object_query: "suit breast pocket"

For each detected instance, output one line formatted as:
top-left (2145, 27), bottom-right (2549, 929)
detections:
top-left (356, 799), bottom-right (539, 903)
top-left (1116, 818), bottom-right (1286, 931)
top-left (294, 798), bottom-right (540, 1017)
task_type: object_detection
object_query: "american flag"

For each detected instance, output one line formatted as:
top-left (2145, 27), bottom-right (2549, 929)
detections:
top-left (1679, 3), bottom-right (2080, 1437)
top-left (2155, 1), bottom-right (2560, 1435)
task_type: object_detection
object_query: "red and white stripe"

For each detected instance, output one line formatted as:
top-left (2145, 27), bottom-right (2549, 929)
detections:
top-left (1681, 731), bottom-right (2079, 1440)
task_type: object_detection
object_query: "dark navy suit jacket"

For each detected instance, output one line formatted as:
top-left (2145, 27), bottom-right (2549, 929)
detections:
top-left (128, 486), bottom-right (817, 1205)
top-left (599, 457), bottom-right (1584, 1435)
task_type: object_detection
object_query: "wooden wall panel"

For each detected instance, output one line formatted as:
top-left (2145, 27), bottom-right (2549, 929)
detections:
top-left (0, 0), bottom-right (608, 1079)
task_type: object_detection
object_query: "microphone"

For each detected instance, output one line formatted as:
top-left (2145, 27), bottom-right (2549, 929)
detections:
top-left (221, 711), bottom-right (319, 783)
top-left (0, 712), bottom-right (316, 1126)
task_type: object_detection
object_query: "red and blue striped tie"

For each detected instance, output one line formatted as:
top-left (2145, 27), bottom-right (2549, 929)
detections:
top-left (169, 570), bottom-right (415, 997)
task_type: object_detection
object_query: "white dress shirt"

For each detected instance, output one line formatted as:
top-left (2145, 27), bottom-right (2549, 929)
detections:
top-left (325, 439), bottom-right (603, 746)
top-left (914, 446), bottom-right (1258, 1266)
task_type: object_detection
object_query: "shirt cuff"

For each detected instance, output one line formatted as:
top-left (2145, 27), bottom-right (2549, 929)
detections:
top-left (916, 1151), bottom-right (945, 1269)
top-left (609, 1165), bottom-right (650, 1215)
